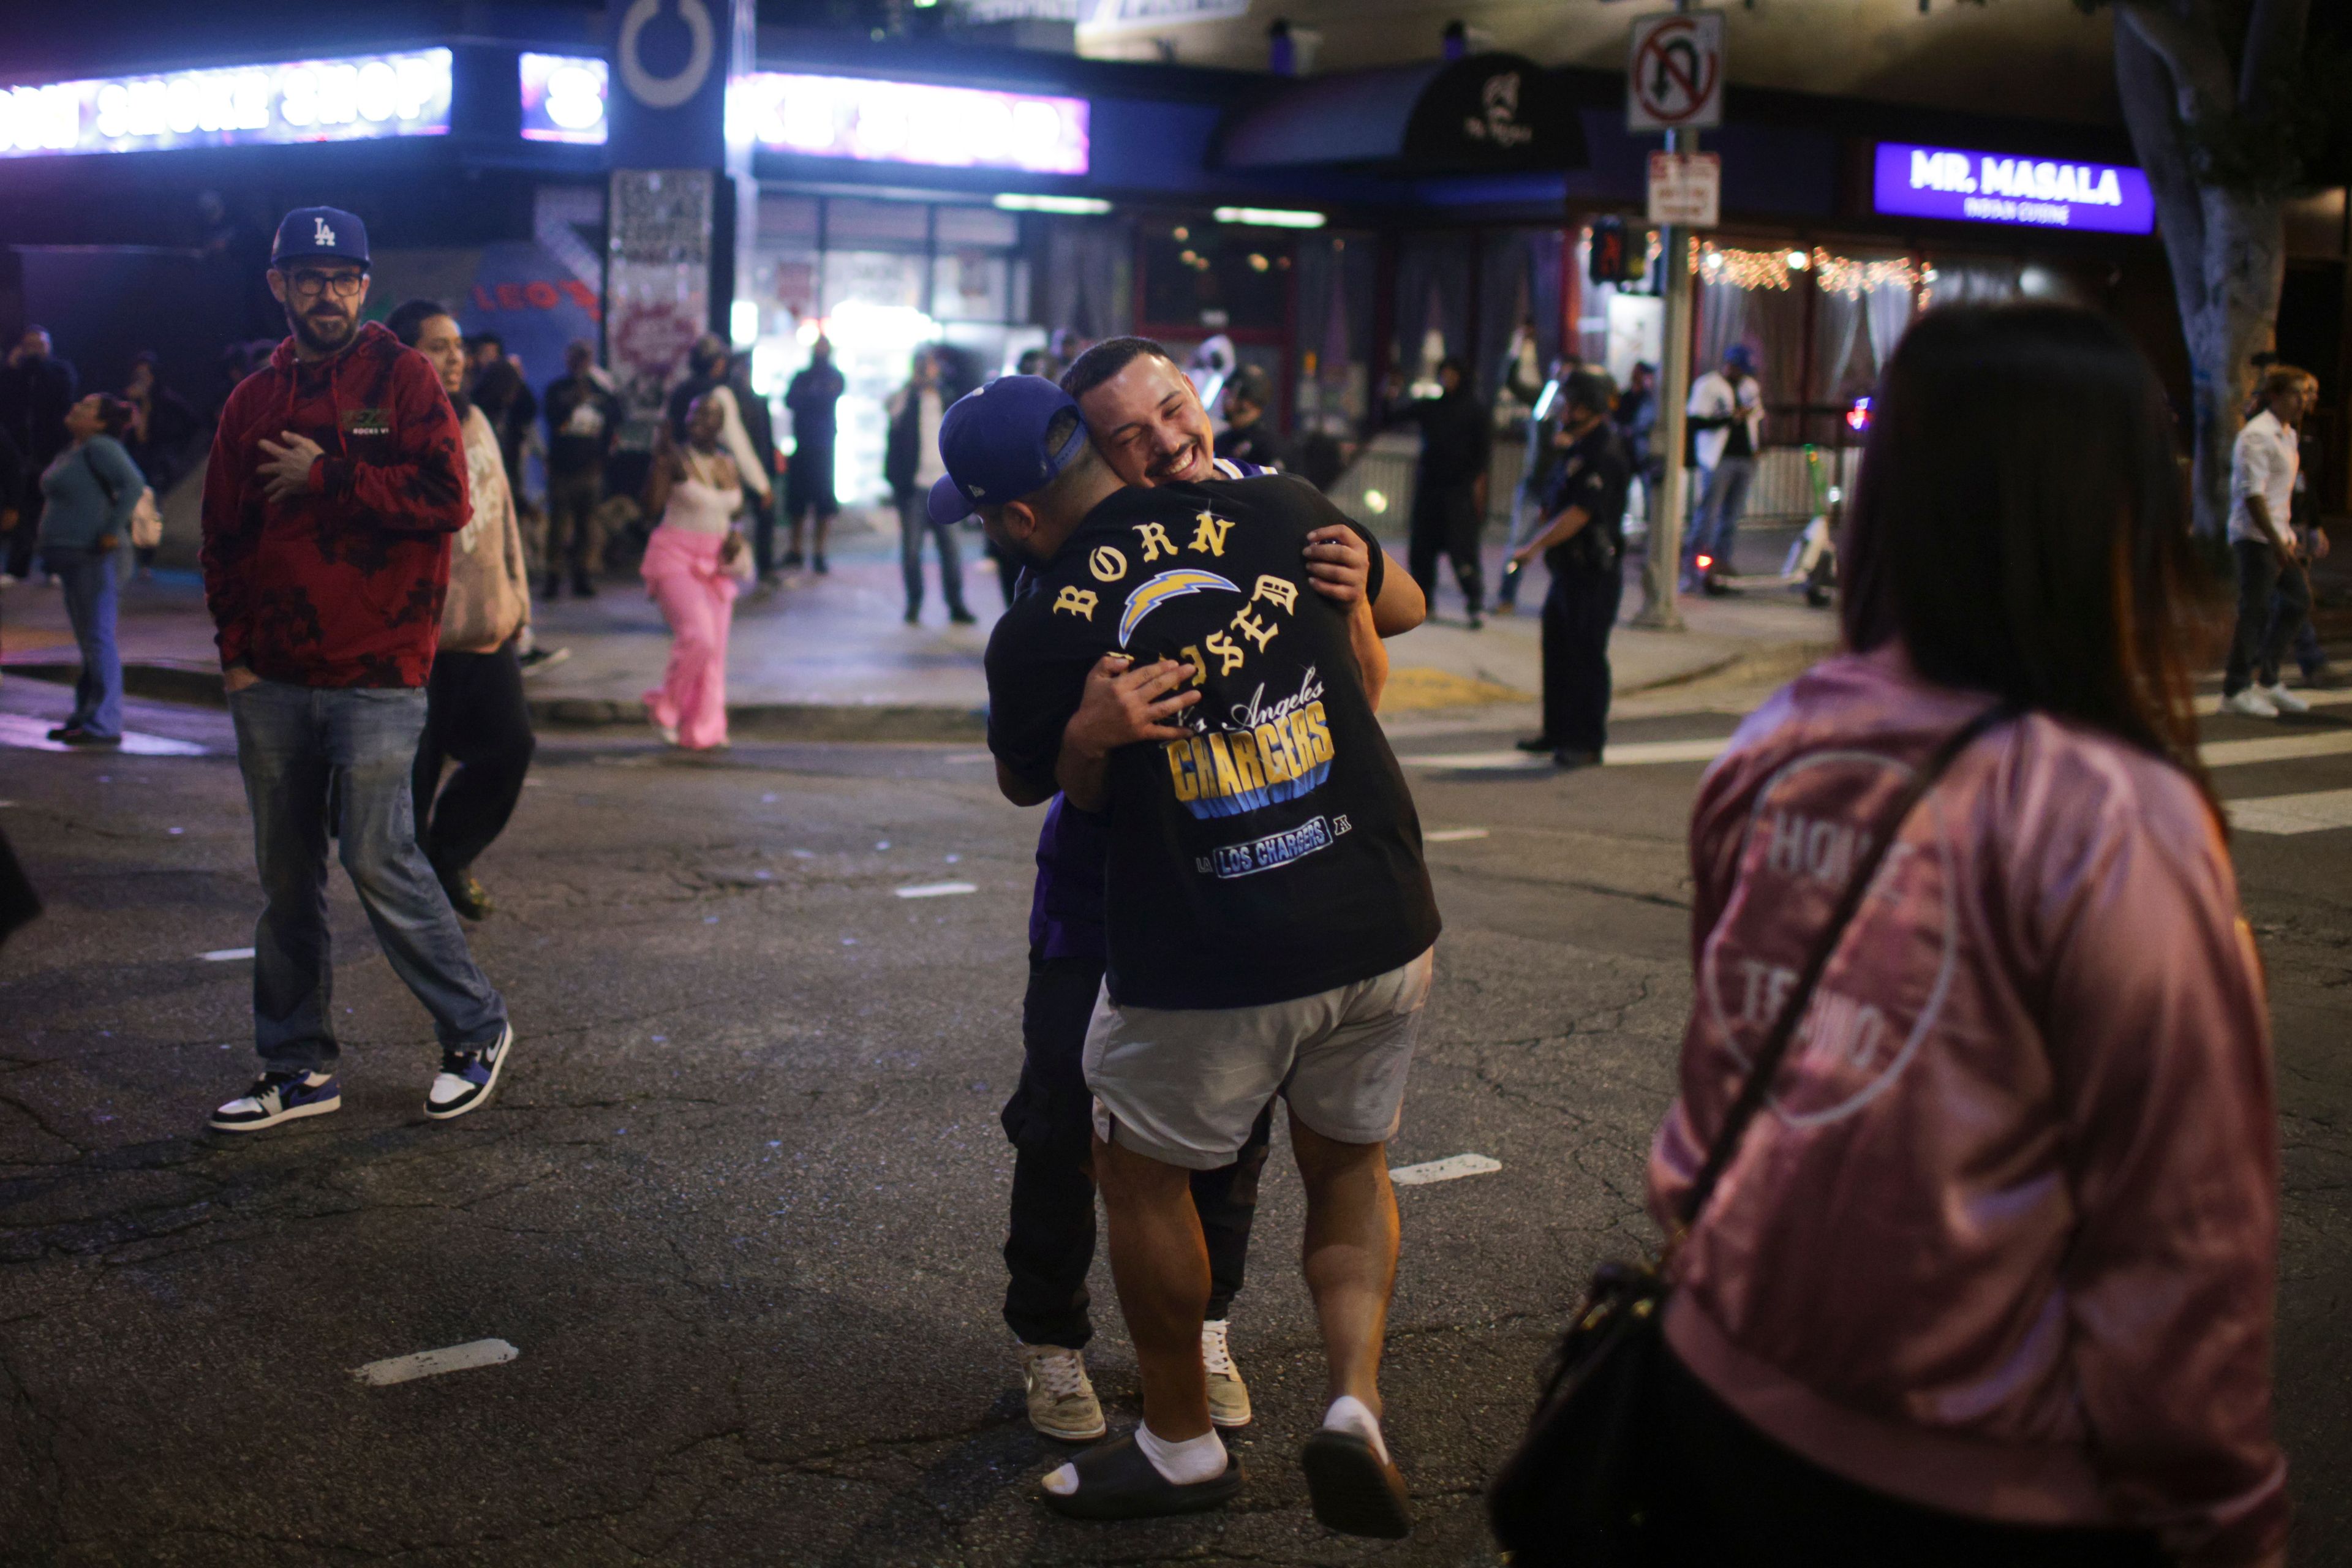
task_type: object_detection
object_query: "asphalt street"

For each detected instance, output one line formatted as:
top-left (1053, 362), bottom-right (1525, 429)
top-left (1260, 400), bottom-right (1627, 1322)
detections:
top-left (1, 669), bottom-right (2346, 1567)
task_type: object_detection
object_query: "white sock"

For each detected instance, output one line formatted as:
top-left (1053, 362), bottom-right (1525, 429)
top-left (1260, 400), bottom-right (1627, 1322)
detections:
top-left (1136, 1422), bottom-right (1228, 1485)
top-left (1324, 1394), bottom-right (1391, 1466)
top-left (1041, 1425), bottom-right (1226, 1495)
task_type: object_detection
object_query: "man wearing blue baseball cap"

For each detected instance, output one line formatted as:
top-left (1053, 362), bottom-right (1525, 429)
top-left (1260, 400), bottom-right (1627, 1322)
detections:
top-left (1685, 342), bottom-right (1763, 595)
top-left (970, 375), bottom-right (1439, 1536)
top-left (198, 206), bottom-right (513, 1135)
top-left (992, 336), bottom-right (1423, 1460)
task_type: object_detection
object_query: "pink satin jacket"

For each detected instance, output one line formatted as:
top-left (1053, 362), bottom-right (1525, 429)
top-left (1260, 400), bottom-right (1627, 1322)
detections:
top-left (1649, 649), bottom-right (2285, 1566)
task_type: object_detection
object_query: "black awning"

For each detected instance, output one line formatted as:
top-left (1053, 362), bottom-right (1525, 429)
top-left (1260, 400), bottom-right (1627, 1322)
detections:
top-left (1215, 53), bottom-right (1588, 174)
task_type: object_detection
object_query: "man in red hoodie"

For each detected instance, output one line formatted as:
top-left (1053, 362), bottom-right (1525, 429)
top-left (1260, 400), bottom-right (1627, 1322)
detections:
top-left (200, 206), bottom-right (514, 1134)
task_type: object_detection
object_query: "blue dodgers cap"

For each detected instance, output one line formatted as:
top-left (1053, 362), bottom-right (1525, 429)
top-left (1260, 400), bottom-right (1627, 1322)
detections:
top-left (271, 206), bottom-right (371, 269)
top-left (1724, 343), bottom-right (1755, 372)
top-left (928, 375), bottom-right (1088, 526)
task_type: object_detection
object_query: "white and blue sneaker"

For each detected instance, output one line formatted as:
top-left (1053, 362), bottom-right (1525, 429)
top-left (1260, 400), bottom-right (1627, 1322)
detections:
top-left (210, 1071), bottom-right (341, 1133)
top-left (426, 1024), bottom-right (514, 1120)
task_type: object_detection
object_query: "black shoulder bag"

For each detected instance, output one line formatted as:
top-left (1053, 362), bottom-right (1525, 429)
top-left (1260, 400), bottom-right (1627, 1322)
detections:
top-left (1487, 703), bottom-right (2011, 1566)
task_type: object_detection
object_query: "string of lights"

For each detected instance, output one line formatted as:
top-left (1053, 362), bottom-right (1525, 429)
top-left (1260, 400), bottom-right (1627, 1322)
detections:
top-left (1692, 241), bottom-right (1924, 296)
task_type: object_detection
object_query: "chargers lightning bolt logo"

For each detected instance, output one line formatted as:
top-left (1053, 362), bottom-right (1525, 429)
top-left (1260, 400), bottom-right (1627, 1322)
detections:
top-left (1118, 570), bottom-right (1239, 647)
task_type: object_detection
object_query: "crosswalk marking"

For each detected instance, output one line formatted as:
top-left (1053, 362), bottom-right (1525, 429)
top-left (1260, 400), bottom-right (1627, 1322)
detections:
top-left (2195, 688), bottom-right (2352, 717)
top-left (2200, 732), bottom-right (2352, 768)
top-left (2226, 789), bottom-right (2352, 836)
top-left (0, 714), bottom-right (205, 756)
top-left (1404, 726), bottom-right (2352, 774)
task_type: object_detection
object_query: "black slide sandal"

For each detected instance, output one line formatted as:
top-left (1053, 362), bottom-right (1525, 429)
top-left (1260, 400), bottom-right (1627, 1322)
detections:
top-left (1039, 1433), bottom-right (1244, 1521)
top-left (1301, 1428), bottom-right (1412, 1539)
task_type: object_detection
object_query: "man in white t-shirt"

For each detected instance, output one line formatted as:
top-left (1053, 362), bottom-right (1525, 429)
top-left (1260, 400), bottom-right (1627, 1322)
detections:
top-left (884, 349), bottom-right (975, 625)
top-left (1684, 344), bottom-right (1763, 594)
top-left (2223, 366), bottom-right (2313, 718)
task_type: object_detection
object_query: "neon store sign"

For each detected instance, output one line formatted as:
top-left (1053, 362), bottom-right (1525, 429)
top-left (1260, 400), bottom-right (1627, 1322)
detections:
top-left (0, 49), bottom-right (452, 159)
top-left (1872, 142), bottom-right (2155, 235)
top-left (520, 53), bottom-right (608, 145)
top-left (736, 72), bottom-right (1089, 176)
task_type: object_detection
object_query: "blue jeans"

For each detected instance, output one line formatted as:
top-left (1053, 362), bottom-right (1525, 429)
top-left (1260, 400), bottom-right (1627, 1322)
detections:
top-left (228, 679), bottom-right (507, 1075)
top-left (42, 546), bottom-right (123, 739)
top-left (1687, 456), bottom-right (1756, 576)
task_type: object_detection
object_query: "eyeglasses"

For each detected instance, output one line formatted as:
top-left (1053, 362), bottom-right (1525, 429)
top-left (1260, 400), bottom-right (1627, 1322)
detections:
top-left (285, 270), bottom-right (368, 300)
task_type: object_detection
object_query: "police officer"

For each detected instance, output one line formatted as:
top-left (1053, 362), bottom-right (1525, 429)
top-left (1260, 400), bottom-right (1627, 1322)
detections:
top-left (1507, 369), bottom-right (1631, 770)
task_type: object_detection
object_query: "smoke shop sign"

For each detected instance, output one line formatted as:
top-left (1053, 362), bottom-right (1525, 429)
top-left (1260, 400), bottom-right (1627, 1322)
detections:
top-left (1872, 142), bottom-right (2155, 235)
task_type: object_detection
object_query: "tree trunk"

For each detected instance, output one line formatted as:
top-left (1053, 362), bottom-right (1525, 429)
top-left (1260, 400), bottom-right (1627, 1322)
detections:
top-left (2111, 3), bottom-right (2294, 538)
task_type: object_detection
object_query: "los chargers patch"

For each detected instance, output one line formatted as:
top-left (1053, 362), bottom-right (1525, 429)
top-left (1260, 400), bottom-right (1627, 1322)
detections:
top-left (1212, 816), bottom-right (1333, 878)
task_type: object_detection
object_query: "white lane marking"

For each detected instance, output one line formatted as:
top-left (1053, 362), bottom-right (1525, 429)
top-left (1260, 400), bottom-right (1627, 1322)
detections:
top-left (352, 1339), bottom-right (519, 1387)
top-left (942, 752), bottom-right (993, 765)
top-left (1423, 828), bottom-right (1491, 842)
top-left (894, 881), bottom-right (978, 899)
top-left (0, 714), bottom-right (205, 756)
top-left (198, 948), bottom-right (256, 962)
top-left (1400, 750), bottom-right (1547, 772)
top-left (2196, 688), bottom-right (2352, 717)
top-left (1390, 1153), bottom-right (1502, 1186)
top-left (2227, 788), bottom-right (2352, 835)
top-left (2201, 732), bottom-right (2352, 768)
top-left (1402, 736), bottom-right (1730, 771)
top-left (1406, 728), bottom-right (2352, 774)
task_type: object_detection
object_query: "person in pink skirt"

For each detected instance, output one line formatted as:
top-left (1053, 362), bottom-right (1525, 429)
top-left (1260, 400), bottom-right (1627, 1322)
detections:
top-left (640, 394), bottom-right (746, 749)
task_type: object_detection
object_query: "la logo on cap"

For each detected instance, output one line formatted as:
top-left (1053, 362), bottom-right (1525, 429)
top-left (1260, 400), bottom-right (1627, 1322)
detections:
top-left (314, 216), bottom-right (336, 246)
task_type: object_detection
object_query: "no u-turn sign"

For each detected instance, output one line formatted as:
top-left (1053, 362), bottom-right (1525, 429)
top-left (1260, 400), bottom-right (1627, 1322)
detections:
top-left (1627, 11), bottom-right (1725, 131)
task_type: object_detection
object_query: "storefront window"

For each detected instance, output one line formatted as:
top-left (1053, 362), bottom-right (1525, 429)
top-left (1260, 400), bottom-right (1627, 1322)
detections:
top-left (746, 191), bottom-right (1035, 505)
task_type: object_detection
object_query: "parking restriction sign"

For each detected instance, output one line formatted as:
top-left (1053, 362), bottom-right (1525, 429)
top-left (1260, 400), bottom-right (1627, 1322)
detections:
top-left (1648, 151), bottom-right (1721, 227)
top-left (1627, 11), bottom-right (1725, 131)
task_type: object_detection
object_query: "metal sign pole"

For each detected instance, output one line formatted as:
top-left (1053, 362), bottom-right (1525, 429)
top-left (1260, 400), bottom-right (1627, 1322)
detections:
top-left (1637, 135), bottom-right (1695, 629)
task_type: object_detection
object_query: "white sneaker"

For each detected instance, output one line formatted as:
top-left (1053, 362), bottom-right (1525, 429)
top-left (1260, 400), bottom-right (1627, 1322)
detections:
top-left (2223, 688), bottom-right (2280, 719)
top-left (1018, 1343), bottom-right (1107, 1441)
top-left (1202, 1318), bottom-right (1252, 1428)
top-left (2260, 682), bottom-right (2310, 715)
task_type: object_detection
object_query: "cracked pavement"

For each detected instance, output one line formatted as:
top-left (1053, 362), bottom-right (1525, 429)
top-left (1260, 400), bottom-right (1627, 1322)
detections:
top-left (1, 674), bottom-right (2347, 1566)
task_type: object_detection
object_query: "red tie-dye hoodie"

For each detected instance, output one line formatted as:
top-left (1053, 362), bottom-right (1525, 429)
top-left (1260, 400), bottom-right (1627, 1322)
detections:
top-left (199, 322), bottom-right (470, 687)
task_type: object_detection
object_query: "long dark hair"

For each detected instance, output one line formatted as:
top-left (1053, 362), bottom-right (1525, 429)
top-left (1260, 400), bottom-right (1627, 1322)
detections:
top-left (382, 298), bottom-right (467, 415)
top-left (1841, 303), bottom-right (2214, 780)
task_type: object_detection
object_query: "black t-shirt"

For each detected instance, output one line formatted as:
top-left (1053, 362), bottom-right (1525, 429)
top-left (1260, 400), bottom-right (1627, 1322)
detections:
top-left (1540, 423), bottom-right (1632, 573)
top-left (987, 477), bottom-right (1441, 1010)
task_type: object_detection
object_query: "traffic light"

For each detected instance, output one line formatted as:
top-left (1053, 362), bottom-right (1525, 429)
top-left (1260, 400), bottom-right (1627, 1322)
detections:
top-left (1589, 217), bottom-right (1627, 285)
top-left (1587, 217), bottom-right (1646, 285)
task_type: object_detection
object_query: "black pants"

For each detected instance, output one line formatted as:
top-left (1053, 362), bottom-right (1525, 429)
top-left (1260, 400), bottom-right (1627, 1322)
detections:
top-left (1541, 559), bottom-right (1623, 755)
top-left (1001, 955), bottom-right (1272, 1349)
top-left (2225, 540), bottom-right (2310, 695)
top-left (1408, 483), bottom-right (1485, 616)
top-left (545, 469), bottom-right (603, 581)
top-left (1638, 1346), bottom-right (2163, 1567)
top-left (410, 644), bottom-right (535, 880)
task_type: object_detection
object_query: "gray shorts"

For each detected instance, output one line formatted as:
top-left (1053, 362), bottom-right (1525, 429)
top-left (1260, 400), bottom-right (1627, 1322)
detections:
top-left (1083, 948), bottom-right (1435, 1170)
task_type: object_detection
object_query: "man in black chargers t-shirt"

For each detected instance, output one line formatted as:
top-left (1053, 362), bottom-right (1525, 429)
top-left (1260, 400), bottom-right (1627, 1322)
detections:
top-left (956, 375), bottom-right (1441, 1536)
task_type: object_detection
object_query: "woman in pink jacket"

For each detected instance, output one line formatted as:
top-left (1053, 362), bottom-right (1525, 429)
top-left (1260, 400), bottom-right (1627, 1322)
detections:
top-left (1645, 304), bottom-right (2283, 1566)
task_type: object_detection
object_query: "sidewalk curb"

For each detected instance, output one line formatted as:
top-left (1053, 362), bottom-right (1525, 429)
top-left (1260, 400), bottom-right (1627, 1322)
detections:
top-left (6, 660), bottom-right (990, 743)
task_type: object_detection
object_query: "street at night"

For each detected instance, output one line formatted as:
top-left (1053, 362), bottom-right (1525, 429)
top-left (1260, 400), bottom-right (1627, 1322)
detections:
top-left (3, 654), bottom-right (2349, 1564)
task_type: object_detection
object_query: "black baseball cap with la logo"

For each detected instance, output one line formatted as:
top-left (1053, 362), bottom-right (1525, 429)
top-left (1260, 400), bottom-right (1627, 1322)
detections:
top-left (271, 207), bottom-right (371, 270)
